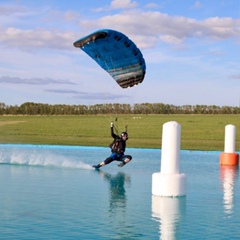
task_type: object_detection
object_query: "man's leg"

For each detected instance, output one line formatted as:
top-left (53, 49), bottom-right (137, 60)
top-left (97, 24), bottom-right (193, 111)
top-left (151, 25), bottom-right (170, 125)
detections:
top-left (93, 154), bottom-right (116, 168)
top-left (118, 155), bottom-right (132, 167)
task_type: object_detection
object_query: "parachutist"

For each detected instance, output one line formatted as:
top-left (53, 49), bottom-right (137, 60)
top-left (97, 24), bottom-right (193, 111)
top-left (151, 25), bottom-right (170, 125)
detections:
top-left (92, 122), bottom-right (132, 169)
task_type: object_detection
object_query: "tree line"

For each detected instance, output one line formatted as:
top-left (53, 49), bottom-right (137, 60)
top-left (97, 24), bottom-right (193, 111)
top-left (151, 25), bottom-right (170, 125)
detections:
top-left (0, 102), bottom-right (239, 115)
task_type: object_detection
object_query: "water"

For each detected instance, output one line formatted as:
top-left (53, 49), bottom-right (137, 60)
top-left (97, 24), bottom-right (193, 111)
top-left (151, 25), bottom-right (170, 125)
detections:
top-left (0, 144), bottom-right (240, 239)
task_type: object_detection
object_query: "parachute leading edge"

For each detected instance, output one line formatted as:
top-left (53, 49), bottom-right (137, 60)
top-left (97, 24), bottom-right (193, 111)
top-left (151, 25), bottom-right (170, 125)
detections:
top-left (73, 29), bottom-right (146, 88)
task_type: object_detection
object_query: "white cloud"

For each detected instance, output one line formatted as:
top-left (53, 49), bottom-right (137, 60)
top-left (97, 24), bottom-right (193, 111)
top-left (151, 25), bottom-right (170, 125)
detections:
top-left (191, 1), bottom-right (202, 10)
top-left (45, 88), bottom-right (130, 101)
top-left (110, 0), bottom-right (138, 9)
top-left (64, 10), bottom-right (81, 22)
top-left (0, 3), bottom-right (239, 51)
top-left (0, 76), bottom-right (76, 85)
top-left (159, 35), bottom-right (183, 44)
top-left (80, 10), bottom-right (240, 47)
top-left (93, 0), bottom-right (138, 12)
top-left (0, 26), bottom-right (77, 50)
top-left (144, 3), bottom-right (162, 9)
top-left (0, 5), bottom-right (28, 16)
top-left (202, 17), bottom-right (240, 39)
top-left (230, 74), bottom-right (240, 80)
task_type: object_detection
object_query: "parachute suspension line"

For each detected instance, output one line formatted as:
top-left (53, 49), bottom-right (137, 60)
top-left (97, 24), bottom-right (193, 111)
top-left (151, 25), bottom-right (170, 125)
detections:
top-left (100, 52), bottom-right (122, 135)
top-left (94, 47), bottom-right (117, 134)
top-left (105, 44), bottom-right (129, 136)
top-left (103, 114), bottom-right (118, 134)
top-left (110, 54), bottom-right (120, 134)
top-left (115, 117), bottom-right (119, 135)
top-left (101, 55), bottom-right (119, 135)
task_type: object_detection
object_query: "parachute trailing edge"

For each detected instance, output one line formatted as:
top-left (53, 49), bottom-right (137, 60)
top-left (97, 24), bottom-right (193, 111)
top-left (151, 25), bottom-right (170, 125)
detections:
top-left (73, 29), bottom-right (146, 88)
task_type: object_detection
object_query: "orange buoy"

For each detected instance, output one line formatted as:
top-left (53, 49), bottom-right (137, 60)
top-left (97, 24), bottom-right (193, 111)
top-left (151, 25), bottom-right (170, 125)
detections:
top-left (220, 124), bottom-right (239, 166)
top-left (220, 152), bottom-right (239, 166)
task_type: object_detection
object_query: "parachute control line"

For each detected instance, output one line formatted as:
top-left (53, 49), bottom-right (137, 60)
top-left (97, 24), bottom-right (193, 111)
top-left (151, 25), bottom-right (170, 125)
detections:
top-left (152, 121), bottom-right (186, 197)
top-left (220, 124), bottom-right (239, 166)
top-left (73, 29), bottom-right (146, 89)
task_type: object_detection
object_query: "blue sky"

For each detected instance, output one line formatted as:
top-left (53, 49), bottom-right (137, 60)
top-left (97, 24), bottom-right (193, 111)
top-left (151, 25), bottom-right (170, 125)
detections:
top-left (0, 0), bottom-right (239, 106)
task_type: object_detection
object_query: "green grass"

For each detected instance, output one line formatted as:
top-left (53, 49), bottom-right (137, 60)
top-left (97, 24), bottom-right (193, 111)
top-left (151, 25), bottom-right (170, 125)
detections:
top-left (0, 114), bottom-right (239, 151)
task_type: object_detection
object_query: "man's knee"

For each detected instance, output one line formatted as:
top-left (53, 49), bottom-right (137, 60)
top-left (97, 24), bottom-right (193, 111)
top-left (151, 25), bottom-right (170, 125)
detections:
top-left (124, 155), bottom-right (132, 163)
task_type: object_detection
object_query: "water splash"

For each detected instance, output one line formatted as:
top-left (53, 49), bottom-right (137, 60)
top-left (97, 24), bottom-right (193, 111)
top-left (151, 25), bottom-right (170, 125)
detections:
top-left (0, 146), bottom-right (93, 170)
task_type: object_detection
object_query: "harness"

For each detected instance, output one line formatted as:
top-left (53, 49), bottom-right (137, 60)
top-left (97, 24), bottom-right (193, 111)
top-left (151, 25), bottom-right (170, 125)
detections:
top-left (109, 137), bottom-right (123, 153)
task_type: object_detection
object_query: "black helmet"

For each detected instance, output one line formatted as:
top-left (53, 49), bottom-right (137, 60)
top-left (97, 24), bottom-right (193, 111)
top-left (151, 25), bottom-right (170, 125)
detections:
top-left (121, 132), bottom-right (128, 140)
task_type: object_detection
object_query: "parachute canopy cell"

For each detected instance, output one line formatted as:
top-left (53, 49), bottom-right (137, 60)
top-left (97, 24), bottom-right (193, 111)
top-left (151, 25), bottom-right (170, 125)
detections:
top-left (73, 29), bottom-right (146, 88)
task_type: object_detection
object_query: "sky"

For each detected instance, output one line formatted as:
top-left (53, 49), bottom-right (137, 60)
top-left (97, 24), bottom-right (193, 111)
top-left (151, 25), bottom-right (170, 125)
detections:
top-left (0, 0), bottom-right (239, 107)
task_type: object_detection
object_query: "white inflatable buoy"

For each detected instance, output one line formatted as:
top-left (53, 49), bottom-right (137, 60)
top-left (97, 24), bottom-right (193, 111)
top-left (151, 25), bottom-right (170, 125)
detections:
top-left (152, 121), bottom-right (186, 197)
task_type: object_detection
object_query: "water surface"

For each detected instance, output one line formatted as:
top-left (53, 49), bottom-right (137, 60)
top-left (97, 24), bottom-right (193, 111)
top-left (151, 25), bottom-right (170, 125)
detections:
top-left (0, 144), bottom-right (239, 239)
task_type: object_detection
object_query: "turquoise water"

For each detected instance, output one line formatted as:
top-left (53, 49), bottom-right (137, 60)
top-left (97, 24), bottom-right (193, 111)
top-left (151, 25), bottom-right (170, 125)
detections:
top-left (0, 144), bottom-right (240, 239)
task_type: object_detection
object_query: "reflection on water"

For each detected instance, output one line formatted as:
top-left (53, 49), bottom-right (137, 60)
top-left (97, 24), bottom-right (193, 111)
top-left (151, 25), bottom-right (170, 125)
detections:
top-left (152, 196), bottom-right (186, 240)
top-left (95, 170), bottom-right (137, 239)
top-left (220, 166), bottom-right (239, 215)
top-left (99, 171), bottom-right (131, 214)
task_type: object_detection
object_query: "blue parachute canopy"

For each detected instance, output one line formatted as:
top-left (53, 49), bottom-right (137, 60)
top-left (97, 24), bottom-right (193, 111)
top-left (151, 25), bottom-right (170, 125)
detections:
top-left (73, 29), bottom-right (146, 88)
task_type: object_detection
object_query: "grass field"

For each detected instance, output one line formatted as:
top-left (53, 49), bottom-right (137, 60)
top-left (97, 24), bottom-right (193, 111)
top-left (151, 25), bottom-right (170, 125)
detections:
top-left (0, 114), bottom-right (239, 151)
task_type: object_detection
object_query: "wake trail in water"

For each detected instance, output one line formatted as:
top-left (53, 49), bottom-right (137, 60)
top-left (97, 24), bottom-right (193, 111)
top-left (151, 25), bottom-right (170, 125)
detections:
top-left (0, 149), bottom-right (93, 170)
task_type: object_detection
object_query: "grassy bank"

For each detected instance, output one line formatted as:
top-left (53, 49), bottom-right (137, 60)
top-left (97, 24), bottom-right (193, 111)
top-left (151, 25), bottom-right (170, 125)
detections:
top-left (0, 114), bottom-right (239, 151)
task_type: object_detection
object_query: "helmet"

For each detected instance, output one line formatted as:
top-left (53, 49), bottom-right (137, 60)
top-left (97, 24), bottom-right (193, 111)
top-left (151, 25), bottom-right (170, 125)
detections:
top-left (121, 132), bottom-right (128, 140)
